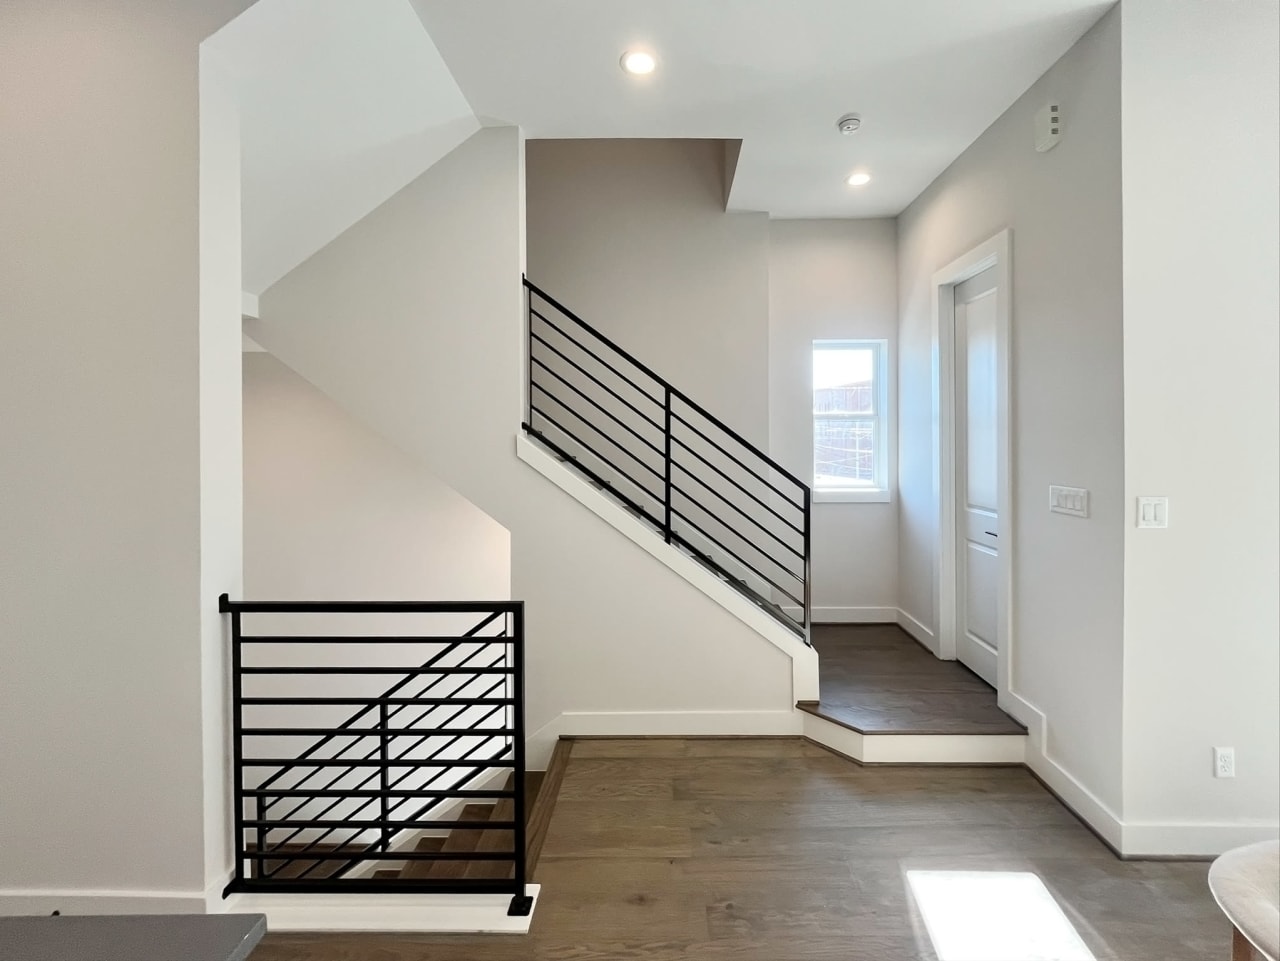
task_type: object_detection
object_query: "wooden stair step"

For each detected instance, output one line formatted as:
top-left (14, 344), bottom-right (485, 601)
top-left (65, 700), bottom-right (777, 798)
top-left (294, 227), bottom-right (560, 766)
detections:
top-left (418, 803), bottom-right (494, 879)
top-left (464, 777), bottom-right (518, 879)
top-left (251, 842), bottom-right (368, 881)
top-left (398, 832), bottom-right (451, 880)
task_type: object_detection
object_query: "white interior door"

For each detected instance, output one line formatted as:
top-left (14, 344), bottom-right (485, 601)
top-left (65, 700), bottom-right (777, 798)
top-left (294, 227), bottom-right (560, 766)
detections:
top-left (953, 267), bottom-right (1000, 685)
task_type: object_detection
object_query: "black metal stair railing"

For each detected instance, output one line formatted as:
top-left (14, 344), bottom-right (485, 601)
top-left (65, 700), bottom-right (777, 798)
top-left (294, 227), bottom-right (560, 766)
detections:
top-left (522, 278), bottom-right (812, 641)
top-left (220, 595), bottom-right (532, 917)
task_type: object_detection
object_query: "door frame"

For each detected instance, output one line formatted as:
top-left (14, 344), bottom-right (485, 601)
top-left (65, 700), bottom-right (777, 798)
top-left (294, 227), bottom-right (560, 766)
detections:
top-left (930, 229), bottom-right (1013, 697)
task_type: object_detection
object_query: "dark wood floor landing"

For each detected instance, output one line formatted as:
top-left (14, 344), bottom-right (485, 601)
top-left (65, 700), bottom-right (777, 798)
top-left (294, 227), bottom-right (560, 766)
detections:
top-left (806, 623), bottom-right (1027, 735)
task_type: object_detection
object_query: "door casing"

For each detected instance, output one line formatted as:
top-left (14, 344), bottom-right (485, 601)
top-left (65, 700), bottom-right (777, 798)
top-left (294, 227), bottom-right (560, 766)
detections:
top-left (929, 229), bottom-right (1013, 700)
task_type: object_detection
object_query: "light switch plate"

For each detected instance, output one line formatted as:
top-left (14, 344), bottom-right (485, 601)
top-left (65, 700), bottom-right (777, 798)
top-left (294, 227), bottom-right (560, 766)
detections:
top-left (1050, 485), bottom-right (1089, 518)
top-left (1137, 496), bottom-right (1169, 528)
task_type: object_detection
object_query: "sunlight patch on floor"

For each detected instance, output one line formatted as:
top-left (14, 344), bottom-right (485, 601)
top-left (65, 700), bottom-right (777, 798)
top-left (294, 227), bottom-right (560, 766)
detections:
top-left (907, 870), bottom-right (1096, 961)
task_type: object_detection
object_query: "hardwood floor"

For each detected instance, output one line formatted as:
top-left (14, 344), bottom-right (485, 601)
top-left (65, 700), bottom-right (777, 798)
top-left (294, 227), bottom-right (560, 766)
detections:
top-left (807, 623), bottom-right (1027, 735)
top-left (253, 738), bottom-right (1226, 961)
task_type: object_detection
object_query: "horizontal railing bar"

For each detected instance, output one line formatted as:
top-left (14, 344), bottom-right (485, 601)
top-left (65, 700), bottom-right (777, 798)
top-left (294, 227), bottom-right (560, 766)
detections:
top-left (525, 277), bottom-right (809, 491)
top-left (527, 407), bottom-right (664, 505)
top-left (529, 306), bottom-right (663, 407)
top-left (668, 482), bottom-right (805, 581)
top-left (531, 384), bottom-right (666, 484)
top-left (238, 850), bottom-right (517, 863)
top-left (226, 878), bottom-right (523, 895)
top-left (239, 666), bottom-right (514, 675)
top-left (243, 756), bottom-right (512, 768)
top-left (242, 727), bottom-right (516, 738)
top-left (522, 423), bottom-right (666, 529)
top-left (253, 645), bottom-right (502, 798)
top-left (221, 598), bottom-right (520, 614)
top-left (670, 435), bottom-right (804, 535)
top-left (243, 787), bottom-right (515, 799)
top-left (531, 355), bottom-right (665, 459)
top-left (670, 532), bottom-right (806, 634)
top-left (238, 635), bottom-right (508, 644)
top-left (240, 697), bottom-right (514, 706)
top-left (668, 470), bottom-right (805, 561)
top-left (530, 328), bottom-right (663, 432)
top-left (669, 505), bottom-right (805, 608)
top-left (671, 408), bottom-right (805, 505)
top-left (246, 819), bottom-right (517, 831)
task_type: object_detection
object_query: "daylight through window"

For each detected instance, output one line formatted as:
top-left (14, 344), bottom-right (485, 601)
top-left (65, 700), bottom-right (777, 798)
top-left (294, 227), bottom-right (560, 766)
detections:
top-left (813, 340), bottom-right (887, 498)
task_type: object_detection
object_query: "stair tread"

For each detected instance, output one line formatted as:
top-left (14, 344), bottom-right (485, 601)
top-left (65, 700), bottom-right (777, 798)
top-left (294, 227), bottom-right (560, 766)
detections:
top-left (419, 803), bottom-right (494, 879)
top-left (464, 776), bottom-right (518, 879)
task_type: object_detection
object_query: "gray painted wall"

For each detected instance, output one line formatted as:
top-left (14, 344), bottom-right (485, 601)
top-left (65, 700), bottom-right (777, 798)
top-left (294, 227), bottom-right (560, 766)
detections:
top-left (526, 138), bottom-right (770, 447)
top-left (769, 219), bottom-right (900, 617)
top-left (897, 10), bottom-right (1125, 810)
top-left (243, 352), bottom-right (511, 605)
top-left (0, 0), bottom-right (252, 906)
top-left (1119, 0), bottom-right (1279, 843)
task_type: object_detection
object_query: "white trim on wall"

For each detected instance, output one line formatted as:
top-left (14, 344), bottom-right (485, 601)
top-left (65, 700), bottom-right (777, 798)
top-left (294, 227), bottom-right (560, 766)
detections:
top-left (930, 230), bottom-right (1014, 693)
top-left (783, 605), bottom-right (898, 624)
top-left (527, 710), bottom-right (801, 768)
top-left (516, 433), bottom-right (819, 704)
top-left (895, 608), bottom-right (938, 654)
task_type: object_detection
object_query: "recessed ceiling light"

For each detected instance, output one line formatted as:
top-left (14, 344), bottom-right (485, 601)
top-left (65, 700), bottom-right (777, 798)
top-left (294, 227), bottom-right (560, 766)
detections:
top-left (620, 50), bottom-right (656, 76)
top-left (846, 172), bottom-right (872, 187)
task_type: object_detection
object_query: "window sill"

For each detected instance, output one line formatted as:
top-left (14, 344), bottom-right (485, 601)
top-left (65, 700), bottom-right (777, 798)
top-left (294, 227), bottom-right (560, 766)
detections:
top-left (814, 488), bottom-right (892, 504)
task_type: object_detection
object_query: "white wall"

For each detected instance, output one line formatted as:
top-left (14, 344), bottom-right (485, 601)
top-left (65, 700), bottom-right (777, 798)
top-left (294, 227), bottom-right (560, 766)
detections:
top-left (250, 128), bottom-right (802, 767)
top-left (1119, 0), bottom-right (1279, 851)
top-left (243, 352), bottom-right (510, 604)
top-left (768, 219), bottom-right (900, 618)
top-left (197, 43), bottom-right (245, 899)
top-left (0, 0), bottom-right (251, 910)
top-left (525, 138), bottom-right (770, 445)
top-left (210, 0), bottom-right (480, 295)
top-left (897, 11), bottom-right (1125, 814)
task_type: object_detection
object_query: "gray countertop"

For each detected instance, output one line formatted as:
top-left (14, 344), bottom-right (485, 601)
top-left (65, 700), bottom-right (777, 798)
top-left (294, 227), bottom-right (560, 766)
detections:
top-left (0, 914), bottom-right (267, 961)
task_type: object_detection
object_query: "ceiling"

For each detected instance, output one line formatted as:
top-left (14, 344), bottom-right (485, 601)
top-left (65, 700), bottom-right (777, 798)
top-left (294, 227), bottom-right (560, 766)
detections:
top-left (412, 0), bottom-right (1115, 218)
top-left (209, 0), bottom-right (479, 294)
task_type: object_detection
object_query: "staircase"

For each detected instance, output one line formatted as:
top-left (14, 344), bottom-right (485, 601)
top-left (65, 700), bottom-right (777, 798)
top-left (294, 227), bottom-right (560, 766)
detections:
top-left (220, 595), bottom-right (539, 920)
top-left (380, 768), bottom-right (556, 882)
top-left (522, 278), bottom-right (813, 642)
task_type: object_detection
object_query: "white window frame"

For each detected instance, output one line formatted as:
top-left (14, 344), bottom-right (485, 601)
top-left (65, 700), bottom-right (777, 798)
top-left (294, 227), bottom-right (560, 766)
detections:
top-left (812, 339), bottom-right (891, 503)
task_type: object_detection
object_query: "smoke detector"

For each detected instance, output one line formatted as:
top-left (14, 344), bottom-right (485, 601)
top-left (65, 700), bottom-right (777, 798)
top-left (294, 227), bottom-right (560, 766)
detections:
top-left (836, 113), bottom-right (862, 135)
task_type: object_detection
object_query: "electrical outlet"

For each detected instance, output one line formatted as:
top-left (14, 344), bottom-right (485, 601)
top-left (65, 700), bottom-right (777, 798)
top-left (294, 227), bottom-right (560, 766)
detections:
top-left (1214, 747), bottom-right (1236, 779)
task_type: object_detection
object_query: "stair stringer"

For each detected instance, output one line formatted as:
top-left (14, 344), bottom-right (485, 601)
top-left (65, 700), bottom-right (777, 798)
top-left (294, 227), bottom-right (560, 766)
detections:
top-left (247, 127), bottom-right (808, 772)
top-left (516, 433), bottom-right (817, 696)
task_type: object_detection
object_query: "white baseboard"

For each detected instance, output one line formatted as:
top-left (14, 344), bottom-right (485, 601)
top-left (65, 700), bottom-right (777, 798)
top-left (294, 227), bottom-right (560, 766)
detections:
top-left (1120, 821), bottom-right (1280, 858)
top-left (782, 605), bottom-right (898, 624)
top-left (220, 887), bottom-right (539, 933)
top-left (0, 888), bottom-right (209, 916)
top-left (801, 711), bottom-right (1026, 764)
top-left (527, 709), bottom-right (801, 768)
top-left (1002, 689), bottom-right (1127, 853)
top-left (517, 433), bottom-right (819, 704)
top-left (895, 608), bottom-right (940, 655)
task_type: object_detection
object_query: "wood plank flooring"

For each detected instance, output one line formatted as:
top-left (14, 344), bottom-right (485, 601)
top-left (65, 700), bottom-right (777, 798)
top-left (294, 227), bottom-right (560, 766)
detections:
top-left (253, 737), bottom-right (1226, 961)
top-left (808, 623), bottom-right (1027, 735)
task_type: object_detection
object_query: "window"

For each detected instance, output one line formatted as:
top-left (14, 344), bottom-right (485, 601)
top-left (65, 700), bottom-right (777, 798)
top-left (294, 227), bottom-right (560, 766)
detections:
top-left (812, 339), bottom-right (889, 502)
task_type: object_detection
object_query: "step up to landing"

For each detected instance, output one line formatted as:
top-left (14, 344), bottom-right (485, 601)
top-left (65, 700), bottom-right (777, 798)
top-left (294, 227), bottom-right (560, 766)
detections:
top-left (800, 624), bottom-right (1028, 764)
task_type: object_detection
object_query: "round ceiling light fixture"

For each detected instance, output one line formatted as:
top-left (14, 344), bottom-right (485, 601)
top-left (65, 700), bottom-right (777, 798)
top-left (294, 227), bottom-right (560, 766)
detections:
top-left (836, 113), bottom-right (862, 135)
top-left (620, 50), bottom-right (657, 76)
top-left (846, 172), bottom-right (872, 187)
